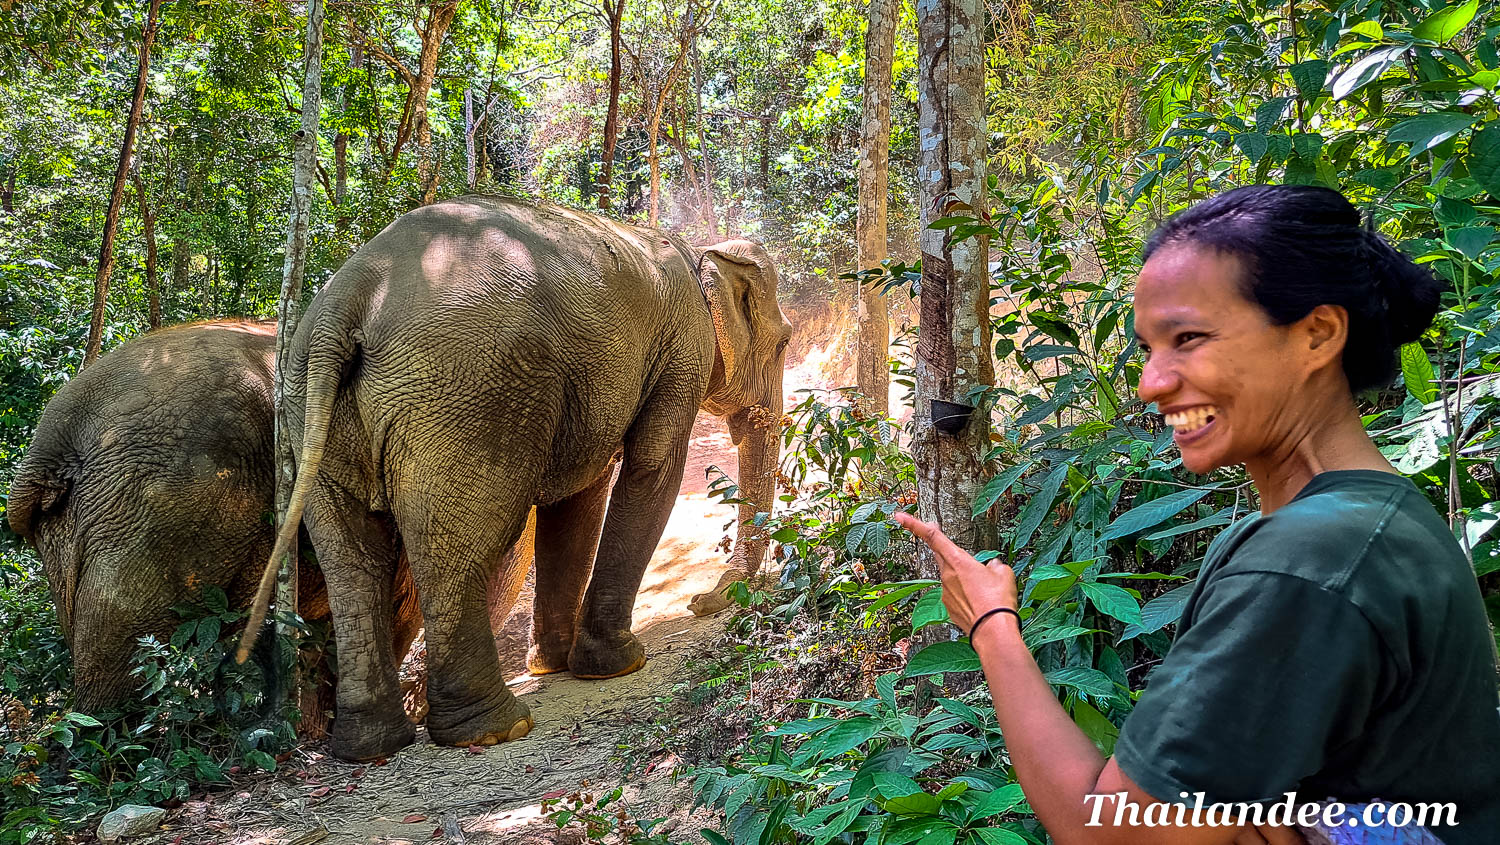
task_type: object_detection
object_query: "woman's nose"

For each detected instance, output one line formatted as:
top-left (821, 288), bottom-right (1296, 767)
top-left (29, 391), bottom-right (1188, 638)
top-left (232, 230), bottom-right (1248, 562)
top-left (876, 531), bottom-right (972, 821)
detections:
top-left (1136, 353), bottom-right (1179, 405)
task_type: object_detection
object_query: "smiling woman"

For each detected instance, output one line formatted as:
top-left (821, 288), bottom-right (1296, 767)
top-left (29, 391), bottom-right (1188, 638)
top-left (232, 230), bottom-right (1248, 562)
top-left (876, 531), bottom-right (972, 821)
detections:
top-left (898, 185), bottom-right (1500, 845)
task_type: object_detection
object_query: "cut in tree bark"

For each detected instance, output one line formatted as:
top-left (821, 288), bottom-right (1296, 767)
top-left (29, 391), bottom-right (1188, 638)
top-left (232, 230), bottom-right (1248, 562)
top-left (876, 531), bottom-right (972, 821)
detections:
top-left (911, 0), bottom-right (995, 622)
top-left (597, 0), bottom-right (626, 209)
top-left (83, 0), bottom-right (162, 368)
top-left (855, 0), bottom-right (896, 416)
top-left (131, 173), bottom-right (160, 329)
top-left (272, 0), bottom-right (325, 677)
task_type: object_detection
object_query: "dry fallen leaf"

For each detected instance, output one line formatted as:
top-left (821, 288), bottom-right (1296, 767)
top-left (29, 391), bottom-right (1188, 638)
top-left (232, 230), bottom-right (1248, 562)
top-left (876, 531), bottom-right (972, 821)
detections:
top-left (402, 814), bottom-right (427, 824)
top-left (309, 786), bottom-right (330, 798)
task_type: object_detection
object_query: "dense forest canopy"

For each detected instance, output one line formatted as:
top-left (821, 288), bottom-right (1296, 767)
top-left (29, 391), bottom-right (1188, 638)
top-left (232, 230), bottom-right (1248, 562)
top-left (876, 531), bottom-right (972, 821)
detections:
top-left (2, 0), bottom-right (1498, 841)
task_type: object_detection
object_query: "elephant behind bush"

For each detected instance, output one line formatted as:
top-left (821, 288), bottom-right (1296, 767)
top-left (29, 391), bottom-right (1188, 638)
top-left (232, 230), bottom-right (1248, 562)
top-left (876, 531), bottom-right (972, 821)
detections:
top-left (4, 320), bottom-right (427, 717)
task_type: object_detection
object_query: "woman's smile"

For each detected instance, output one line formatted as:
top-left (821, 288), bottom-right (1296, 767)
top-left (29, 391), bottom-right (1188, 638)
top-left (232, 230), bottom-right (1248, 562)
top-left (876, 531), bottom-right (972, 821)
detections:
top-left (1163, 403), bottom-right (1220, 443)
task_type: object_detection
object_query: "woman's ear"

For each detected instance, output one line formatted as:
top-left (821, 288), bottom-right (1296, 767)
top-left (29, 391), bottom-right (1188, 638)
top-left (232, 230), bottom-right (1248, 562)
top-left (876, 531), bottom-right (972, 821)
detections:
top-left (1299, 303), bottom-right (1349, 372)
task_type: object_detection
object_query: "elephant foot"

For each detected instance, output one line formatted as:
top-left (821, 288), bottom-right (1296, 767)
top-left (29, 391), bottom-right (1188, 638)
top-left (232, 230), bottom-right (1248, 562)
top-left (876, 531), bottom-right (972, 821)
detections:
top-left (526, 642), bottom-right (571, 676)
top-left (427, 695), bottom-right (533, 748)
top-left (688, 568), bottom-right (750, 617)
top-left (330, 705), bottom-right (417, 763)
top-left (569, 628), bottom-right (646, 679)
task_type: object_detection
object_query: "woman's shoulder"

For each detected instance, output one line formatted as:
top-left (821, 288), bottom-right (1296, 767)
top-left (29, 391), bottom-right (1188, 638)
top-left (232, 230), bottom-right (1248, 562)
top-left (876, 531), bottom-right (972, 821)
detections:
top-left (1211, 469), bottom-right (1468, 601)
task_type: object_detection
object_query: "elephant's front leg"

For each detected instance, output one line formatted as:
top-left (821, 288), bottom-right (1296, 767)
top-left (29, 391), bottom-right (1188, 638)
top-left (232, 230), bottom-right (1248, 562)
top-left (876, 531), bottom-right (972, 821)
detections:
top-left (529, 462), bottom-right (617, 675)
top-left (570, 408), bottom-right (692, 679)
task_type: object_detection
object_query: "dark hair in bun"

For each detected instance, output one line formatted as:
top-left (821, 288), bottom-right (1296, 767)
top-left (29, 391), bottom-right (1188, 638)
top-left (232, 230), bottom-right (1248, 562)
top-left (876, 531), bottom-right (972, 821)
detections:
top-left (1143, 184), bottom-right (1448, 392)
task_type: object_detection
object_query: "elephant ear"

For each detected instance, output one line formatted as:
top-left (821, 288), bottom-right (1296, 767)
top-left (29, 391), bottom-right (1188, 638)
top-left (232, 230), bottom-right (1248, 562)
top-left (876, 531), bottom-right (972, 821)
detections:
top-left (699, 245), bottom-right (763, 386)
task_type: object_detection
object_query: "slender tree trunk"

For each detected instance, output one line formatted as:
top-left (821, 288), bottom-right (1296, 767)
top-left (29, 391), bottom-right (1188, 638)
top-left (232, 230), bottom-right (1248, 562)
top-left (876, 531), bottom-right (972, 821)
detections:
top-left (131, 174), bottom-right (161, 329)
top-left (759, 115), bottom-right (771, 190)
top-left (464, 87), bottom-right (476, 189)
top-left (84, 0), bottom-right (162, 368)
top-left (855, 0), bottom-right (897, 416)
top-left (597, 0), bottom-right (626, 210)
top-left (274, 0), bottom-right (325, 678)
top-left (690, 33), bottom-right (717, 236)
top-left (414, 1), bottom-right (458, 206)
top-left (2, 170), bottom-right (14, 213)
top-left (911, 0), bottom-right (994, 609)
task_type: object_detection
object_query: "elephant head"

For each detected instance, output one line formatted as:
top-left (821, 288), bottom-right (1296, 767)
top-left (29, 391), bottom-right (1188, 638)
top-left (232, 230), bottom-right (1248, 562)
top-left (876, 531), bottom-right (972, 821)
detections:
top-left (690, 240), bottom-right (793, 615)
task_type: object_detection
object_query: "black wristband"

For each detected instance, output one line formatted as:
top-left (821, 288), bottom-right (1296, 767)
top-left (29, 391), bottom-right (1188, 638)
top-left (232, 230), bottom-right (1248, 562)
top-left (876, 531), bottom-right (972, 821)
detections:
top-left (968, 607), bottom-right (1020, 641)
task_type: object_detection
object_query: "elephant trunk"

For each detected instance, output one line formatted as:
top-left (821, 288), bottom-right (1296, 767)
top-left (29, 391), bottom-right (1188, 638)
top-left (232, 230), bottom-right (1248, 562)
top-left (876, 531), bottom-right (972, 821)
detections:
top-left (727, 390), bottom-right (781, 583)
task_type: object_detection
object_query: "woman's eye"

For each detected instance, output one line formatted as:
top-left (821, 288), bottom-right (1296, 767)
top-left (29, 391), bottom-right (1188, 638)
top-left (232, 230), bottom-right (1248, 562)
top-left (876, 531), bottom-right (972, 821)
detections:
top-left (1176, 332), bottom-right (1204, 346)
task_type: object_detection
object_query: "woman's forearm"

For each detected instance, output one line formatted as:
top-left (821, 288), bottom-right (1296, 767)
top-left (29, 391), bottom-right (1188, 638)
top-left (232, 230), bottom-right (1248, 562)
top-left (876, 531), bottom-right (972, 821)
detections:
top-left (970, 613), bottom-right (1111, 845)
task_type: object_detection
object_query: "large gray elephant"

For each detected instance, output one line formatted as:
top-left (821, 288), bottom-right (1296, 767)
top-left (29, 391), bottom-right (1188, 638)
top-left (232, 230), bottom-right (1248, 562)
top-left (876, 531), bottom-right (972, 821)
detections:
top-left (5, 321), bottom-right (425, 715)
top-left (238, 195), bottom-right (790, 761)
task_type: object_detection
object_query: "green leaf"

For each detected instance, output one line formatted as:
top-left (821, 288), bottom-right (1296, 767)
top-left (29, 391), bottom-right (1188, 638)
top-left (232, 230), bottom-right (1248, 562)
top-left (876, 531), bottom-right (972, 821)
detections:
top-left (1254, 98), bottom-right (1289, 131)
top-left (1072, 699), bottom-right (1120, 755)
top-left (1468, 124), bottom-right (1500, 197)
top-left (1079, 582), bottom-right (1144, 627)
top-left (1101, 486), bottom-right (1218, 541)
top-left (1446, 226), bottom-right (1494, 260)
top-left (974, 463), bottom-right (1032, 516)
top-left (877, 672), bottom-right (900, 711)
top-left (1413, 0), bottom-right (1478, 44)
top-left (1029, 312), bottom-right (1080, 346)
top-left (1331, 47), bottom-right (1404, 101)
top-left (808, 717), bottom-right (881, 760)
top-left (1043, 666), bottom-right (1117, 697)
top-left (63, 712), bottom-right (103, 728)
top-left (1289, 60), bottom-right (1329, 99)
top-left (700, 831), bottom-right (731, 845)
top-left (1023, 625), bottom-right (1104, 650)
top-left (971, 829), bottom-right (1028, 845)
top-left (1142, 507), bottom-right (1235, 541)
top-left (1400, 343), bottom-right (1437, 403)
top-left (1121, 583), bottom-right (1196, 640)
top-left (1012, 464), bottom-right (1069, 551)
top-left (912, 587), bottom-right (951, 631)
top-left (972, 784), bottom-right (1028, 820)
top-left (1348, 20), bottom-right (1384, 41)
top-left (1234, 132), bottom-right (1268, 162)
top-left (905, 641), bottom-right (981, 677)
top-left (1387, 112), bottom-right (1477, 158)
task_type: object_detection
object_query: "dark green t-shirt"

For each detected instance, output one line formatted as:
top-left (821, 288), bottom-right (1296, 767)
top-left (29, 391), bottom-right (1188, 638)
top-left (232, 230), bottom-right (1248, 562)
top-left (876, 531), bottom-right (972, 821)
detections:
top-left (1115, 470), bottom-right (1500, 844)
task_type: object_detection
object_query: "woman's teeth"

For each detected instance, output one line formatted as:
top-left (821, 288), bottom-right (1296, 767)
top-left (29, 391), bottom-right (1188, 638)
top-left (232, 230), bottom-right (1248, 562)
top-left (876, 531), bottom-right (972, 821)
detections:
top-left (1165, 406), bottom-right (1219, 433)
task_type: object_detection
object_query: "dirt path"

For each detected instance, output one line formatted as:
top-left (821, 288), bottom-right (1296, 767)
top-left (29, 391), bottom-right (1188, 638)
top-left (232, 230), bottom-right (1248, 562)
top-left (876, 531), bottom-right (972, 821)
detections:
top-left (140, 308), bottom-right (858, 845)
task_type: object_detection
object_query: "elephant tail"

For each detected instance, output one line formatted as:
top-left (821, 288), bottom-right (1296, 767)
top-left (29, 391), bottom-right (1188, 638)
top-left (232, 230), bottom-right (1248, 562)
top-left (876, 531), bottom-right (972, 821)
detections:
top-left (235, 312), bottom-right (352, 665)
top-left (6, 455), bottom-right (65, 542)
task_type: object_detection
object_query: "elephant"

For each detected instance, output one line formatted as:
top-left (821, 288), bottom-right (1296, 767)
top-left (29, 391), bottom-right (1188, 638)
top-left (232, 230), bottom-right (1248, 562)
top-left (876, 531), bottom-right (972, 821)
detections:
top-left (4, 320), bottom-right (430, 717)
top-left (237, 195), bottom-right (791, 762)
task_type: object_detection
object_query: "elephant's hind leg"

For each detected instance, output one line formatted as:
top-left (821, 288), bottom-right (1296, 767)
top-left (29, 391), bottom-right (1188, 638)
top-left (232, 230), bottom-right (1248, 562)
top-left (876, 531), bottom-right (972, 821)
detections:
top-left (305, 484), bottom-right (413, 762)
top-left (528, 461), bottom-right (617, 675)
top-left (395, 482), bottom-right (535, 748)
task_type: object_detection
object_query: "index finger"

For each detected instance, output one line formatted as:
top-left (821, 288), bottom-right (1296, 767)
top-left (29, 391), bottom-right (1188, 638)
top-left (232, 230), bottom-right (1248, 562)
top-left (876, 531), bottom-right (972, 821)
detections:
top-left (892, 512), bottom-right (982, 572)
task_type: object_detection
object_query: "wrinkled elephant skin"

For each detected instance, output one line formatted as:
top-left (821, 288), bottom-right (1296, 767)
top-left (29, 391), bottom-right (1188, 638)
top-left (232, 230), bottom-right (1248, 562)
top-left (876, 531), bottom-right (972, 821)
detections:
top-left (6, 321), bottom-right (423, 717)
top-left (241, 196), bottom-right (792, 762)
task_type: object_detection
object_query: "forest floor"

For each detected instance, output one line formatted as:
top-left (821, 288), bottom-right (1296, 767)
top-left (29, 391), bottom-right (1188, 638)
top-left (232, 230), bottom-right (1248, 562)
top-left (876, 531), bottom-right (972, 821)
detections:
top-left (126, 305), bottom-right (861, 845)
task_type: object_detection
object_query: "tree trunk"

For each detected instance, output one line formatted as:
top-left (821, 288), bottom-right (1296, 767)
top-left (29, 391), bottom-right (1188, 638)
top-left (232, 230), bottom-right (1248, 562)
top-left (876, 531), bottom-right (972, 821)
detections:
top-left (274, 0), bottom-right (325, 686)
top-left (83, 0), bottom-right (162, 368)
top-left (2, 169), bottom-right (14, 213)
top-left (855, 0), bottom-right (897, 417)
top-left (911, 0), bottom-right (994, 611)
top-left (690, 33), bottom-right (717, 236)
top-left (464, 87), bottom-right (476, 189)
top-left (131, 174), bottom-right (161, 330)
top-left (759, 115), bottom-right (771, 190)
top-left (414, 1), bottom-right (459, 206)
top-left (597, 0), bottom-right (626, 210)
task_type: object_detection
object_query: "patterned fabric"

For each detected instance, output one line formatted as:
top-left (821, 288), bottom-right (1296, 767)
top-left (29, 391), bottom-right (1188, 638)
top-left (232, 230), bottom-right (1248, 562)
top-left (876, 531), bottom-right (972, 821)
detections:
top-left (1299, 805), bottom-right (1447, 845)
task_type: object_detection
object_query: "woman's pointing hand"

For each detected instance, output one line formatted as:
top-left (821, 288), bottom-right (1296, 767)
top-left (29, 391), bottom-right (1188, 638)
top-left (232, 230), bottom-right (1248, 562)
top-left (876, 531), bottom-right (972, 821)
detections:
top-left (892, 511), bottom-right (1019, 636)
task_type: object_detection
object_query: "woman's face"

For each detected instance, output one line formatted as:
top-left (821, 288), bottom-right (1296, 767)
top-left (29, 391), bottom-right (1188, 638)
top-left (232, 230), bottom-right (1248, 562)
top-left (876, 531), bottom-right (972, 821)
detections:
top-left (1133, 243), bottom-right (1315, 474)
